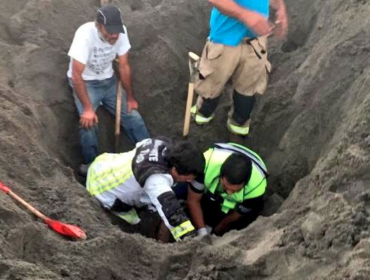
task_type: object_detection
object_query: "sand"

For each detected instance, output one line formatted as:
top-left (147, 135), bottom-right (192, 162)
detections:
top-left (0, 0), bottom-right (369, 279)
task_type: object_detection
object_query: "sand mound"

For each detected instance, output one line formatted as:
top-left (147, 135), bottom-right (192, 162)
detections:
top-left (0, 0), bottom-right (369, 279)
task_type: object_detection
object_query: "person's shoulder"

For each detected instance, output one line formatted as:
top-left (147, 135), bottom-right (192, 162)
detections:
top-left (146, 173), bottom-right (173, 186)
top-left (75, 22), bottom-right (95, 34)
top-left (154, 136), bottom-right (172, 145)
top-left (118, 25), bottom-right (130, 40)
top-left (72, 22), bottom-right (97, 44)
top-left (203, 147), bottom-right (215, 156)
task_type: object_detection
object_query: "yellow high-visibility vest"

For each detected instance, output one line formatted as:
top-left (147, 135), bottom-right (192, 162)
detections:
top-left (87, 150), bottom-right (136, 196)
top-left (204, 143), bottom-right (268, 213)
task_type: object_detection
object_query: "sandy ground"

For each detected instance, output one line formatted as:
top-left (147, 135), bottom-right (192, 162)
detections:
top-left (1, 0), bottom-right (370, 279)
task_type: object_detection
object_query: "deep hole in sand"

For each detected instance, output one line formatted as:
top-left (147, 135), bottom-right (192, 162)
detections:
top-left (2, 0), bottom-right (370, 278)
top-left (70, 97), bottom-right (292, 242)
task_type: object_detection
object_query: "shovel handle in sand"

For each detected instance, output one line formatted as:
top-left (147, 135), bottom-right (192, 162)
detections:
top-left (113, 58), bottom-right (122, 152)
top-left (183, 52), bottom-right (200, 137)
top-left (0, 181), bottom-right (87, 240)
top-left (115, 81), bottom-right (122, 152)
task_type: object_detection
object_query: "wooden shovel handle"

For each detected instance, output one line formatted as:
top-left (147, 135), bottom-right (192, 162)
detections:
top-left (183, 52), bottom-right (200, 137)
top-left (183, 82), bottom-right (195, 137)
top-left (115, 82), bottom-right (122, 137)
top-left (8, 191), bottom-right (48, 220)
top-left (0, 182), bottom-right (47, 221)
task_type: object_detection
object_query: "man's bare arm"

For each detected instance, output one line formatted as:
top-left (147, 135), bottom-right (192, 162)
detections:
top-left (270, 0), bottom-right (288, 38)
top-left (213, 211), bottom-right (242, 236)
top-left (270, 0), bottom-right (286, 11)
top-left (71, 59), bottom-right (98, 129)
top-left (187, 187), bottom-right (206, 230)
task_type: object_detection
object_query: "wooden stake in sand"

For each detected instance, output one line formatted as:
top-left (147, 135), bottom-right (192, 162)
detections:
top-left (183, 52), bottom-right (200, 137)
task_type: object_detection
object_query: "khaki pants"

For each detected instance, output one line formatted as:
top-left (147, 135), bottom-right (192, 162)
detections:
top-left (194, 37), bottom-right (271, 127)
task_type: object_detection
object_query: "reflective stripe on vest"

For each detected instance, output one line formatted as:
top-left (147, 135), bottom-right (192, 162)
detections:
top-left (115, 208), bottom-right (141, 225)
top-left (214, 143), bottom-right (268, 177)
top-left (87, 150), bottom-right (136, 196)
top-left (170, 220), bottom-right (195, 241)
top-left (204, 144), bottom-right (267, 213)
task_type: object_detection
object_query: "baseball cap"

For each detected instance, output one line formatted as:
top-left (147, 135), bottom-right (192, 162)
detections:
top-left (96, 5), bottom-right (125, 34)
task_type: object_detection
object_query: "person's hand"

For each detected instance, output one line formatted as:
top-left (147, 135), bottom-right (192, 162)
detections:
top-left (80, 108), bottom-right (98, 129)
top-left (197, 227), bottom-right (209, 237)
top-left (182, 228), bottom-right (213, 244)
top-left (212, 225), bottom-right (223, 237)
top-left (274, 8), bottom-right (288, 39)
top-left (242, 10), bottom-right (274, 37)
top-left (127, 97), bottom-right (139, 113)
top-left (194, 229), bottom-right (213, 245)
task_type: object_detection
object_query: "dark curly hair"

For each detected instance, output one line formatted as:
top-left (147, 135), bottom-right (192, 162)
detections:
top-left (220, 153), bottom-right (252, 185)
top-left (165, 141), bottom-right (205, 176)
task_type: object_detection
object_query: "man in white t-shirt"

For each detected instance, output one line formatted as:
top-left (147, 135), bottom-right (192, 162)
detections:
top-left (67, 5), bottom-right (149, 165)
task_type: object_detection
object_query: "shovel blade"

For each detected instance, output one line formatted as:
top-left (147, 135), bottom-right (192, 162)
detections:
top-left (45, 218), bottom-right (87, 240)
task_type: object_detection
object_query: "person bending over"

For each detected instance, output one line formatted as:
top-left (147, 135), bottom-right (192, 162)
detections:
top-left (188, 143), bottom-right (268, 236)
top-left (86, 137), bottom-right (205, 242)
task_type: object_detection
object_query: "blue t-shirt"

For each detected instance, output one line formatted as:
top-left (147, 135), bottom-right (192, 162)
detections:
top-left (209, 0), bottom-right (269, 46)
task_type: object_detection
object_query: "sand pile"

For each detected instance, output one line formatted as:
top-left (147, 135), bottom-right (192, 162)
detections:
top-left (0, 0), bottom-right (369, 279)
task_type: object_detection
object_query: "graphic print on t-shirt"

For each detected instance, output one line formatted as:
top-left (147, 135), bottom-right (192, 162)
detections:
top-left (67, 22), bottom-right (131, 81)
top-left (88, 46), bottom-right (117, 75)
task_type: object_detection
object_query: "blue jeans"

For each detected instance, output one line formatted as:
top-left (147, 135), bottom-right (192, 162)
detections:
top-left (69, 76), bottom-right (149, 164)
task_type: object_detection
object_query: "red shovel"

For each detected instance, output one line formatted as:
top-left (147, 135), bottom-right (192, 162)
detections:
top-left (0, 181), bottom-right (87, 240)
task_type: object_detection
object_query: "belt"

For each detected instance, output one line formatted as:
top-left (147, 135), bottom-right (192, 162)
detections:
top-left (244, 37), bottom-right (257, 44)
top-left (244, 37), bottom-right (266, 58)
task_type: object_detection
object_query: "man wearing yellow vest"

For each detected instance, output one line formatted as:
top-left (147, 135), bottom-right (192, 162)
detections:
top-left (86, 137), bottom-right (205, 241)
top-left (187, 143), bottom-right (267, 236)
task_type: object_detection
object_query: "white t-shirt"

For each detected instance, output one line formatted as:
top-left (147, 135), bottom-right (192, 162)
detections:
top-left (67, 22), bottom-right (131, 80)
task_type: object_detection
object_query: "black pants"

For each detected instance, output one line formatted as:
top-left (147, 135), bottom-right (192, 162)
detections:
top-left (199, 90), bottom-right (255, 125)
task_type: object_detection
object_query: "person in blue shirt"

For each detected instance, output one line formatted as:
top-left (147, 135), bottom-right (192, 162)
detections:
top-left (191, 0), bottom-right (288, 137)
